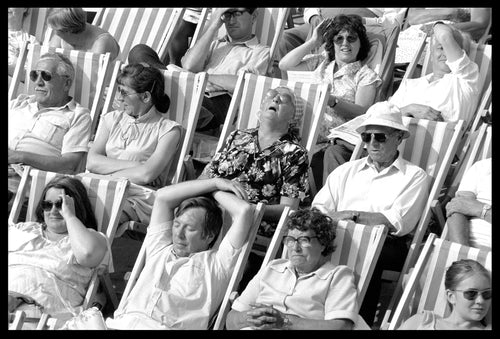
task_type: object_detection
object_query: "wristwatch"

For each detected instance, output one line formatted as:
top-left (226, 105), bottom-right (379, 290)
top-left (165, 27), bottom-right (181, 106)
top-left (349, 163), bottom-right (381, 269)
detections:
top-left (480, 204), bottom-right (491, 220)
top-left (330, 97), bottom-right (339, 108)
top-left (352, 212), bottom-right (360, 223)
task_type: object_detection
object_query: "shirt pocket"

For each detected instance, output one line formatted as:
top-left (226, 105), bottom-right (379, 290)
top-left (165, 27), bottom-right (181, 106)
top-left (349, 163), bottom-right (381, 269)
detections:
top-left (30, 117), bottom-right (69, 146)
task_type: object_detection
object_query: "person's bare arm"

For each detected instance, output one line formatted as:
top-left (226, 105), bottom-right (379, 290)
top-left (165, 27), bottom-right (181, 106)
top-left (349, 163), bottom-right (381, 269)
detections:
top-left (433, 22), bottom-right (463, 64)
top-left (181, 8), bottom-right (229, 72)
top-left (49, 34), bottom-right (62, 48)
top-left (60, 194), bottom-right (107, 268)
top-left (446, 212), bottom-right (470, 245)
top-left (330, 84), bottom-right (377, 120)
top-left (8, 149), bottom-right (84, 174)
top-left (452, 8), bottom-right (491, 41)
top-left (407, 8), bottom-right (457, 26)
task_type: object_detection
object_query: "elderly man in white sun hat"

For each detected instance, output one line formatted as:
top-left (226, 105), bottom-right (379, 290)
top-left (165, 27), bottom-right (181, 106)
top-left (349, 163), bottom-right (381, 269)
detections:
top-left (312, 101), bottom-right (430, 326)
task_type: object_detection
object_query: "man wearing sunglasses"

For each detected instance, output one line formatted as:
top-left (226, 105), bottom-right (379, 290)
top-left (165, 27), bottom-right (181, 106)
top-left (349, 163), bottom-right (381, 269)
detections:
top-left (181, 7), bottom-right (270, 133)
top-left (312, 101), bottom-right (430, 327)
top-left (9, 52), bottom-right (92, 211)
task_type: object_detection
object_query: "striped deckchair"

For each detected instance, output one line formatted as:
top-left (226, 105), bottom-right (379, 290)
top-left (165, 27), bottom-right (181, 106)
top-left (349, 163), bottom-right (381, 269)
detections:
top-left (23, 7), bottom-right (51, 43)
top-left (387, 233), bottom-right (491, 330)
top-left (190, 8), bottom-right (290, 75)
top-left (260, 208), bottom-right (387, 306)
top-left (117, 202), bottom-right (265, 330)
top-left (92, 7), bottom-right (185, 62)
top-left (8, 166), bottom-right (130, 311)
top-left (351, 117), bottom-right (466, 329)
top-left (102, 60), bottom-right (208, 186)
top-left (8, 42), bottom-right (112, 139)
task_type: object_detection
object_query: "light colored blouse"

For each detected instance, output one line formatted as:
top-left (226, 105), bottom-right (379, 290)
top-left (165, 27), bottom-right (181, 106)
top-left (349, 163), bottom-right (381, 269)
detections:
top-left (8, 222), bottom-right (110, 317)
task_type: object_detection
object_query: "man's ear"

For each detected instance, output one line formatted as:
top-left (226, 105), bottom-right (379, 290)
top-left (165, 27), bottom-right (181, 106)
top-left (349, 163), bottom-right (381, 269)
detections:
top-left (251, 9), bottom-right (259, 23)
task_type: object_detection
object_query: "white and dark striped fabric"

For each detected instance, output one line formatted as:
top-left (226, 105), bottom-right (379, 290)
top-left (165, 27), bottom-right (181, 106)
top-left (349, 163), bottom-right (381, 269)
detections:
top-left (93, 8), bottom-right (185, 62)
top-left (23, 7), bottom-right (51, 43)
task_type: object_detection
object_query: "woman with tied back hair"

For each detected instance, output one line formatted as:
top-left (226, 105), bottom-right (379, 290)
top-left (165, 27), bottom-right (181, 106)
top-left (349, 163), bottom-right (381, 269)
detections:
top-left (86, 63), bottom-right (181, 230)
top-left (399, 259), bottom-right (492, 330)
top-left (8, 175), bottom-right (109, 323)
top-left (48, 8), bottom-right (120, 61)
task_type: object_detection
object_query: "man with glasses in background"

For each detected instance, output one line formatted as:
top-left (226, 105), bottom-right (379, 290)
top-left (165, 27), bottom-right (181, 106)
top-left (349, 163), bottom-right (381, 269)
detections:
top-left (182, 8), bottom-right (270, 134)
top-left (8, 52), bottom-right (92, 213)
top-left (312, 101), bottom-right (430, 327)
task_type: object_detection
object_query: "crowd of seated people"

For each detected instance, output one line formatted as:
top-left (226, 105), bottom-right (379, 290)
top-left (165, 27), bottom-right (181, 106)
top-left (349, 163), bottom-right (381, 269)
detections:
top-left (8, 7), bottom-right (491, 331)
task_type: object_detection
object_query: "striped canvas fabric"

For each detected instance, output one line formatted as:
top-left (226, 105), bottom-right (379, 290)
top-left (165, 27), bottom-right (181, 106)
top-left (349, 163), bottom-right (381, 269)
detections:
top-left (23, 8), bottom-right (50, 43)
top-left (23, 44), bottom-right (111, 135)
top-left (388, 234), bottom-right (491, 329)
top-left (19, 167), bottom-right (129, 242)
top-left (161, 69), bottom-right (208, 185)
top-left (218, 72), bottom-right (330, 165)
top-left (94, 8), bottom-right (184, 62)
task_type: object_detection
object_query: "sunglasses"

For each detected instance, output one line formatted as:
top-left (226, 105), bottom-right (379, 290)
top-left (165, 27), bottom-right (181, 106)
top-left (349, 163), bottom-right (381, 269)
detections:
top-left (117, 87), bottom-right (139, 98)
top-left (454, 289), bottom-right (492, 301)
top-left (41, 199), bottom-right (63, 211)
top-left (220, 10), bottom-right (248, 22)
top-left (282, 235), bottom-right (318, 248)
top-left (29, 70), bottom-right (69, 82)
top-left (333, 35), bottom-right (358, 45)
top-left (360, 132), bottom-right (395, 143)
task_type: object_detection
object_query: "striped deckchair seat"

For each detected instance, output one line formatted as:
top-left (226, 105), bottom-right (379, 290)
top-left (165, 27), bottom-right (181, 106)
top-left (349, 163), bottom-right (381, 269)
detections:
top-left (388, 233), bottom-right (491, 330)
top-left (93, 8), bottom-right (185, 62)
top-left (22, 7), bottom-right (51, 43)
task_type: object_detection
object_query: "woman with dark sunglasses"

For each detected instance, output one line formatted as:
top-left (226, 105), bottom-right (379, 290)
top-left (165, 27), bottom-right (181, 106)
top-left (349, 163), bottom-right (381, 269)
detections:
top-left (399, 259), bottom-right (491, 330)
top-left (8, 175), bottom-right (108, 327)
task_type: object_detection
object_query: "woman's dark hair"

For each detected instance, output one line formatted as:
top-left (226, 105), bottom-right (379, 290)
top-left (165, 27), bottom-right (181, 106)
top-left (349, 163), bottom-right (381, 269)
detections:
top-left (117, 63), bottom-right (170, 113)
top-left (285, 208), bottom-right (336, 256)
top-left (128, 44), bottom-right (167, 70)
top-left (35, 175), bottom-right (98, 231)
top-left (324, 14), bottom-right (371, 63)
top-left (175, 195), bottom-right (223, 249)
top-left (47, 8), bottom-right (87, 34)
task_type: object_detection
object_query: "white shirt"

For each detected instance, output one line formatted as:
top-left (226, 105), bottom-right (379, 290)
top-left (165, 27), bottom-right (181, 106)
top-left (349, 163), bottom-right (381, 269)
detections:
top-left (312, 154), bottom-right (429, 236)
top-left (456, 158), bottom-right (491, 249)
top-left (389, 50), bottom-right (480, 123)
top-left (107, 221), bottom-right (241, 329)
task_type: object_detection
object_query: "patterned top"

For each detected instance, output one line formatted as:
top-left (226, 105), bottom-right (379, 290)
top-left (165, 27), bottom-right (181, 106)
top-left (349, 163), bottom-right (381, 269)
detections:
top-left (202, 128), bottom-right (309, 205)
top-left (303, 54), bottom-right (381, 143)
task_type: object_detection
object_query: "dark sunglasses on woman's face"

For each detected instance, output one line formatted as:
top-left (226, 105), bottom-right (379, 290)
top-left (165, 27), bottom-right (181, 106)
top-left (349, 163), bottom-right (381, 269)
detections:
top-left (454, 288), bottom-right (492, 301)
top-left (333, 35), bottom-right (358, 45)
top-left (41, 199), bottom-right (63, 211)
top-left (360, 132), bottom-right (393, 143)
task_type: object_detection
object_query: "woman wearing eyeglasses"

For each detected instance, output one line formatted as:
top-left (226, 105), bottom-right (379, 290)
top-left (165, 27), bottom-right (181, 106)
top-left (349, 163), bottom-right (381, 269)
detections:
top-left (398, 259), bottom-right (491, 330)
top-left (8, 175), bottom-right (109, 325)
top-left (279, 15), bottom-right (381, 191)
top-left (226, 208), bottom-right (358, 330)
top-left (86, 64), bottom-right (181, 232)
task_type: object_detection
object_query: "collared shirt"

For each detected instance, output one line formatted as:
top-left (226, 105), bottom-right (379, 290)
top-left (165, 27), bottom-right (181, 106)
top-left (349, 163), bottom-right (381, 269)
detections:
top-left (201, 35), bottom-right (270, 76)
top-left (97, 107), bottom-right (181, 188)
top-left (202, 128), bottom-right (309, 205)
top-left (232, 259), bottom-right (359, 323)
top-left (456, 158), bottom-right (491, 249)
top-left (9, 94), bottom-right (92, 156)
top-left (302, 56), bottom-right (381, 142)
top-left (108, 221), bottom-right (241, 330)
top-left (390, 50), bottom-right (480, 123)
top-left (312, 154), bottom-right (429, 236)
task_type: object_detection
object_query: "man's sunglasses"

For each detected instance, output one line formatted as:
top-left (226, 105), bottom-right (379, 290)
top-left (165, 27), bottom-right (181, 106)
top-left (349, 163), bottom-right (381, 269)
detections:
top-left (220, 10), bottom-right (248, 22)
top-left (360, 132), bottom-right (394, 143)
top-left (29, 70), bottom-right (68, 82)
top-left (333, 35), bottom-right (358, 45)
top-left (41, 199), bottom-right (63, 211)
top-left (453, 289), bottom-right (492, 301)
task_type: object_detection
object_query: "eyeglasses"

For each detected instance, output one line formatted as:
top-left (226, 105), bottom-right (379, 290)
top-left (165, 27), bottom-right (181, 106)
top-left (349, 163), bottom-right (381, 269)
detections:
top-left (220, 10), bottom-right (248, 22)
top-left (41, 199), bottom-right (63, 211)
top-left (360, 132), bottom-right (394, 143)
top-left (117, 87), bottom-right (139, 98)
top-left (333, 34), bottom-right (359, 45)
top-left (29, 70), bottom-right (68, 82)
top-left (283, 235), bottom-right (318, 248)
top-left (453, 289), bottom-right (492, 301)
